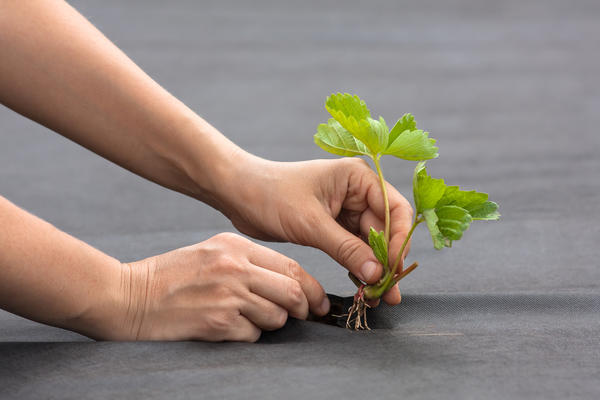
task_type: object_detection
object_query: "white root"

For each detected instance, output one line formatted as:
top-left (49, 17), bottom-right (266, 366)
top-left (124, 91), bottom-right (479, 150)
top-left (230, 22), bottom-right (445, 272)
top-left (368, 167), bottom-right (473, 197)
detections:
top-left (344, 297), bottom-right (371, 330)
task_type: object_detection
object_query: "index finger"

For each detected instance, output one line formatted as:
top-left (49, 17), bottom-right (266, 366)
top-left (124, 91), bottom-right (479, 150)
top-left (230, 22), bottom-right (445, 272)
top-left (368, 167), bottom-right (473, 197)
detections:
top-left (247, 243), bottom-right (330, 316)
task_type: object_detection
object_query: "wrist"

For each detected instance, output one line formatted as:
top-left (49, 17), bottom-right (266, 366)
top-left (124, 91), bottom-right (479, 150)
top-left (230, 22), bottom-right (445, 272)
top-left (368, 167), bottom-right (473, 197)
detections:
top-left (180, 117), bottom-right (276, 216)
top-left (62, 260), bottom-right (130, 340)
top-left (168, 114), bottom-right (257, 211)
top-left (77, 260), bottom-right (155, 341)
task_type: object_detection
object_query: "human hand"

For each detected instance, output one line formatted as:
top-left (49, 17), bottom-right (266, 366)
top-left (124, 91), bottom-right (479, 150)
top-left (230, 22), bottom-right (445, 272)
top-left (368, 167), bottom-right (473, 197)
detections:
top-left (218, 154), bottom-right (414, 306)
top-left (112, 233), bottom-right (329, 341)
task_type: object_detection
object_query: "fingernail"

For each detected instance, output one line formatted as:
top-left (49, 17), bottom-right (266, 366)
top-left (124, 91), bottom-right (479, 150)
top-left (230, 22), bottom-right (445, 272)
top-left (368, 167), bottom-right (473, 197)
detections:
top-left (319, 296), bottom-right (330, 315)
top-left (360, 261), bottom-right (378, 282)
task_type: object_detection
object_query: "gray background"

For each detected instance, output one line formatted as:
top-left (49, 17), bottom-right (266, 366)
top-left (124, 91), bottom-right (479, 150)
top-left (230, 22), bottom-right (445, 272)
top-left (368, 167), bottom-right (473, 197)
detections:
top-left (1, 0), bottom-right (599, 398)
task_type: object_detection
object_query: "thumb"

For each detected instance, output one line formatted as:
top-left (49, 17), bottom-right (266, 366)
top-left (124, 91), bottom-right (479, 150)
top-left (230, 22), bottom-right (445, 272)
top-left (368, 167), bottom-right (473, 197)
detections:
top-left (312, 214), bottom-right (383, 284)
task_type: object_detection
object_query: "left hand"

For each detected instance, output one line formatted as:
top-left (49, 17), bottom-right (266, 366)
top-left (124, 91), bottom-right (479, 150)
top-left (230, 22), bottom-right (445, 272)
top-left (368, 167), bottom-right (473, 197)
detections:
top-left (218, 154), bottom-right (415, 305)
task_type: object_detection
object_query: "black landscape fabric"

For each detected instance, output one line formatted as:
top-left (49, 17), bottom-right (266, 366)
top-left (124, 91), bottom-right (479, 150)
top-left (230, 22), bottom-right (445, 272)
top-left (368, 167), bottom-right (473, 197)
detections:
top-left (1, 0), bottom-right (599, 399)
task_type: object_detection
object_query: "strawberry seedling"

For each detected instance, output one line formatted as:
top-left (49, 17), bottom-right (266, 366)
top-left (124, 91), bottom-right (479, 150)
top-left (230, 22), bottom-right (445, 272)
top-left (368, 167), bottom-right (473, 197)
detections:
top-left (314, 93), bottom-right (499, 329)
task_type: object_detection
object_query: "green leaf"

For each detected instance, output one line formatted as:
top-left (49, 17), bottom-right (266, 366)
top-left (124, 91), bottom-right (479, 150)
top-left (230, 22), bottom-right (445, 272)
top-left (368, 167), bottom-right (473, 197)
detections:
top-left (368, 227), bottom-right (388, 267)
top-left (414, 162), bottom-right (497, 250)
top-left (422, 209), bottom-right (446, 250)
top-left (357, 116), bottom-right (388, 153)
top-left (325, 93), bottom-right (387, 154)
top-left (413, 162), bottom-right (446, 214)
top-left (435, 186), bottom-right (500, 221)
top-left (314, 119), bottom-right (369, 157)
top-left (436, 205), bottom-right (472, 242)
top-left (435, 186), bottom-right (487, 208)
top-left (325, 93), bottom-right (371, 125)
top-left (422, 206), bottom-right (472, 249)
top-left (384, 129), bottom-right (439, 161)
top-left (325, 93), bottom-right (370, 141)
top-left (388, 113), bottom-right (417, 145)
top-left (468, 201), bottom-right (500, 220)
top-left (378, 115), bottom-right (390, 133)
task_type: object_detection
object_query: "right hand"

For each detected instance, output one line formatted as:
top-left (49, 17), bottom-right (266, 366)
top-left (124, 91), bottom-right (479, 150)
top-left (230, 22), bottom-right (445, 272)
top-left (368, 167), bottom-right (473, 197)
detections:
top-left (112, 232), bottom-right (330, 342)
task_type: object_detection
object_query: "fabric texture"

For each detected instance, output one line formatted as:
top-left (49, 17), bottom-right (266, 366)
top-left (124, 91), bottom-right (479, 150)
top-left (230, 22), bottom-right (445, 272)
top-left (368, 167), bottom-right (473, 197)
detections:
top-left (1, 0), bottom-right (599, 398)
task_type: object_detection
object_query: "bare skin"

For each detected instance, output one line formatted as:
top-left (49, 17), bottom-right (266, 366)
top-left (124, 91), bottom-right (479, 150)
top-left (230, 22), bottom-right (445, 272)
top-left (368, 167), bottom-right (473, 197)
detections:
top-left (0, 0), bottom-right (413, 341)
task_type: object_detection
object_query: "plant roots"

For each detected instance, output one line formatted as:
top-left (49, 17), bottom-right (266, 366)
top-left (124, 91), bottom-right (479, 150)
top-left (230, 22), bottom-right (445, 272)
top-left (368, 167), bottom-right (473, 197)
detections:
top-left (344, 285), bottom-right (371, 330)
top-left (335, 262), bottom-right (419, 330)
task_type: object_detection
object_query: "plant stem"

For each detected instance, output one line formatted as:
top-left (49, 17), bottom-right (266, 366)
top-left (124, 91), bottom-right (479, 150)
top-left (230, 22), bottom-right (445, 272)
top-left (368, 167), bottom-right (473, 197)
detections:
top-left (390, 215), bottom-right (422, 277)
top-left (373, 156), bottom-right (390, 245)
top-left (362, 156), bottom-right (423, 300)
top-left (392, 261), bottom-right (419, 285)
top-left (363, 215), bottom-right (422, 300)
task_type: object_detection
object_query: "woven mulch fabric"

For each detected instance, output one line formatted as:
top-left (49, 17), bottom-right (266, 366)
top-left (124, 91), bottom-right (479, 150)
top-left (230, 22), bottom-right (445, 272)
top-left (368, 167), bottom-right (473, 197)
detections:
top-left (1, 1), bottom-right (599, 399)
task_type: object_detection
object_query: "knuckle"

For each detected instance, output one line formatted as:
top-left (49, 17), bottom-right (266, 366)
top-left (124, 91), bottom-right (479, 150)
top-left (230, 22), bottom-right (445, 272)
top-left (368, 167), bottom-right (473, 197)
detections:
top-left (355, 158), bottom-right (371, 169)
top-left (336, 236), bottom-right (362, 265)
top-left (212, 283), bottom-right (237, 300)
top-left (214, 232), bottom-right (244, 245)
top-left (344, 157), bottom-right (369, 170)
top-left (287, 211), bottom-right (322, 247)
top-left (286, 280), bottom-right (306, 309)
top-left (207, 310), bottom-right (238, 334)
top-left (217, 255), bottom-right (246, 276)
top-left (285, 259), bottom-right (303, 282)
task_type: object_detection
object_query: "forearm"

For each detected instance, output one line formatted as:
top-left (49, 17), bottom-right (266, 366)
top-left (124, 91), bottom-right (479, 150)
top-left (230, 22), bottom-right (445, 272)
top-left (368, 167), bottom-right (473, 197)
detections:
top-left (0, 195), bottom-right (127, 339)
top-left (0, 0), bottom-right (243, 209)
